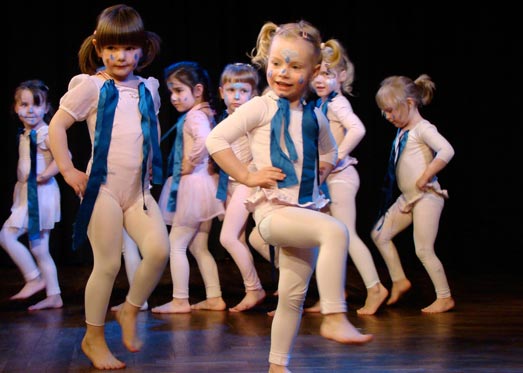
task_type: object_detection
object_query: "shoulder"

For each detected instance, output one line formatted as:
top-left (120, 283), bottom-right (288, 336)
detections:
top-left (139, 76), bottom-right (160, 93)
top-left (68, 74), bottom-right (102, 91)
top-left (330, 94), bottom-right (353, 111)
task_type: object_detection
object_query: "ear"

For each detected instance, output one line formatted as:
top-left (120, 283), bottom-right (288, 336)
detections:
top-left (338, 69), bottom-right (347, 83)
top-left (193, 83), bottom-right (204, 98)
top-left (218, 86), bottom-right (225, 100)
top-left (92, 38), bottom-right (102, 57)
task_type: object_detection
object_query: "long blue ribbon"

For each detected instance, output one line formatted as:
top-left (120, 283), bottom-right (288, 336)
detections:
top-left (376, 128), bottom-right (409, 230)
top-left (138, 82), bottom-right (163, 187)
top-left (72, 80), bottom-right (118, 250)
top-left (166, 113), bottom-right (187, 212)
top-left (270, 98), bottom-right (298, 188)
top-left (27, 129), bottom-right (40, 241)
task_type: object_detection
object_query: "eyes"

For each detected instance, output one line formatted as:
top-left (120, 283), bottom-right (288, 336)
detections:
top-left (269, 59), bottom-right (303, 71)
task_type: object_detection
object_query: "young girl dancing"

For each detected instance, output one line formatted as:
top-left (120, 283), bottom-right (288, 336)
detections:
top-left (206, 20), bottom-right (373, 373)
top-left (305, 39), bottom-right (388, 315)
top-left (48, 4), bottom-right (169, 369)
top-left (152, 61), bottom-right (226, 314)
top-left (0, 79), bottom-right (63, 311)
top-left (371, 74), bottom-right (455, 314)
top-left (215, 62), bottom-right (268, 312)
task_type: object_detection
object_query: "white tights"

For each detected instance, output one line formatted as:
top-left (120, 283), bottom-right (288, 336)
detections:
top-left (170, 219), bottom-right (222, 299)
top-left (220, 182), bottom-right (262, 292)
top-left (371, 193), bottom-right (451, 298)
top-left (85, 191), bottom-right (169, 326)
top-left (327, 166), bottom-right (380, 288)
top-left (257, 206), bottom-right (348, 366)
top-left (0, 227), bottom-right (60, 296)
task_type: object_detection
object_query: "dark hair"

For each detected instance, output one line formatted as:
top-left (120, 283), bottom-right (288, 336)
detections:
top-left (164, 61), bottom-right (216, 109)
top-left (13, 79), bottom-right (55, 124)
top-left (78, 4), bottom-right (161, 74)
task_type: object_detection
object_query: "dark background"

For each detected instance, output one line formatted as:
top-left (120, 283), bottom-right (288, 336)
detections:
top-left (4, 1), bottom-right (521, 273)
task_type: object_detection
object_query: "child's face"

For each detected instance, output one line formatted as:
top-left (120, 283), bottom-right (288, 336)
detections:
top-left (166, 76), bottom-right (196, 113)
top-left (15, 89), bottom-right (48, 130)
top-left (266, 35), bottom-right (318, 104)
top-left (311, 61), bottom-right (340, 98)
top-left (97, 44), bottom-right (142, 82)
top-left (219, 82), bottom-right (254, 114)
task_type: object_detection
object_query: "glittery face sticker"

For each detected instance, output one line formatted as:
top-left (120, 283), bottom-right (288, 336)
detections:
top-left (134, 53), bottom-right (139, 62)
top-left (298, 76), bottom-right (304, 85)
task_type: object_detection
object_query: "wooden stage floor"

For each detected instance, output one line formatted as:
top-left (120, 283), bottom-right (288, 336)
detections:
top-left (1, 255), bottom-right (522, 372)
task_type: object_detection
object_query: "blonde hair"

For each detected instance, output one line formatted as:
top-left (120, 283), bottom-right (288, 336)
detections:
top-left (321, 39), bottom-right (355, 96)
top-left (220, 63), bottom-right (260, 96)
top-left (78, 4), bottom-right (161, 75)
top-left (249, 20), bottom-right (323, 70)
top-left (376, 74), bottom-right (435, 111)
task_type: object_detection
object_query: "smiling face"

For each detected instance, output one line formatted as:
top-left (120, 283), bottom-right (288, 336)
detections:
top-left (14, 89), bottom-right (48, 131)
top-left (266, 35), bottom-right (319, 106)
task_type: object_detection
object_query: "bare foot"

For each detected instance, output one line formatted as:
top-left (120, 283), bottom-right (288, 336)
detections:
top-left (115, 301), bottom-right (142, 352)
top-left (229, 289), bottom-right (266, 312)
top-left (320, 313), bottom-right (374, 345)
top-left (111, 301), bottom-right (148, 312)
top-left (81, 329), bottom-right (126, 370)
top-left (269, 363), bottom-right (291, 372)
top-left (357, 283), bottom-right (389, 315)
top-left (28, 294), bottom-right (63, 311)
top-left (421, 297), bottom-right (455, 313)
top-left (10, 278), bottom-right (45, 300)
top-left (151, 298), bottom-right (191, 314)
top-left (303, 300), bottom-right (321, 313)
top-left (387, 278), bottom-right (412, 305)
top-left (191, 296), bottom-right (227, 311)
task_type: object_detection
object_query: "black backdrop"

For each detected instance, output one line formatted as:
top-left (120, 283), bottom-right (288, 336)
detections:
top-left (5, 1), bottom-right (522, 272)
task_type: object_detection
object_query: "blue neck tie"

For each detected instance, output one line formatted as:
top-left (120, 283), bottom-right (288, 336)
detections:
top-left (270, 98), bottom-right (299, 188)
top-left (376, 128), bottom-right (409, 230)
top-left (27, 129), bottom-right (40, 241)
top-left (215, 111), bottom-right (229, 201)
top-left (298, 101), bottom-right (319, 204)
top-left (73, 79), bottom-right (118, 250)
top-left (138, 83), bottom-right (163, 187)
top-left (270, 98), bottom-right (319, 203)
top-left (166, 113), bottom-right (187, 212)
top-left (316, 91), bottom-right (337, 201)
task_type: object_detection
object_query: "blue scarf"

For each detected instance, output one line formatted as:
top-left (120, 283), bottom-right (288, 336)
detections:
top-left (215, 111), bottom-right (230, 201)
top-left (166, 113), bottom-right (187, 212)
top-left (27, 129), bottom-right (40, 241)
top-left (376, 128), bottom-right (409, 230)
top-left (316, 91), bottom-right (337, 200)
top-left (270, 98), bottom-right (319, 204)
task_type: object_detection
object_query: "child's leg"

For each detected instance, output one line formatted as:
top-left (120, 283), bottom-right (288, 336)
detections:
top-left (121, 193), bottom-right (169, 348)
top-left (371, 201), bottom-right (413, 305)
top-left (412, 195), bottom-right (455, 313)
top-left (0, 225), bottom-right (44, 299)
top-left (83, 192), bottom-right (126, 366)
top-left (261, 207), bottom-right (372, 368)
top-left (189, 220), bottom-right (227, 311)
top-left (27, 230), bottom-right (63, 310)
top-left (220, 184), bottom-right (265, 311)
top-left (111, 229), bottom-right (148, 311)
top-left (151, 223), bottom-right (197, 314)
top-left (327, 174), bottom-right (388, 315)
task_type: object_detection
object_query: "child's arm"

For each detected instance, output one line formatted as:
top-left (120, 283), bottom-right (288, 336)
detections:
top-left (209, 148), bottom-right (284, 189)
top-left (48, 109), bottom-right (88, 197)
